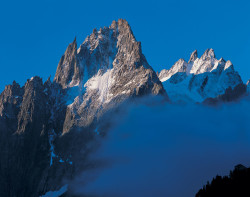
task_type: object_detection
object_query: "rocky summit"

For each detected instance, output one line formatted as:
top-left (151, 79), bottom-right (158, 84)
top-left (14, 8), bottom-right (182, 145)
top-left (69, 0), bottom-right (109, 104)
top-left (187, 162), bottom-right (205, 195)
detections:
top-left (0, 19), bottom-right (167, 197)
top-left (158, 49), bottom-right (245, 103)
top-left (0, 19), bottom-right (249, 197)
top-left (54, 19), bottom-right (167, 133)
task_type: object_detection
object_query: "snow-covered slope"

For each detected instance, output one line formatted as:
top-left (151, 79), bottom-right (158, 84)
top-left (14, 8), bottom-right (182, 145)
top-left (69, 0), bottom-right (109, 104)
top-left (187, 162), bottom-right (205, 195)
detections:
top-left (0, 19), bottom-right (249, 197)
top-left (54, 19), bottom-right (167, 133)
top-left (159, 49), bottom-right (243, 103)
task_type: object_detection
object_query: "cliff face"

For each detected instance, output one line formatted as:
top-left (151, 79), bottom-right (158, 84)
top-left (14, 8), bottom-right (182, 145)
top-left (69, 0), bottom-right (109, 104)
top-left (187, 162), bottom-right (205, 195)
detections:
top-left (54, 19), bottom-right (167, 133)
top-left (0, 19), bottom-right (167, 196)
top-left (54, 38), bottom-right (81, 89)
top-left (0, 76), bottom-right (70, 196)
top-left (0, 19), bottom-right (248, 197)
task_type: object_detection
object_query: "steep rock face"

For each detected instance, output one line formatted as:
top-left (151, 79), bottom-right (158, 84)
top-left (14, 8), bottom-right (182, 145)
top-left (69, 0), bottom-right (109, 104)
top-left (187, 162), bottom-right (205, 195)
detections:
top-left (0, 78), bottom-right (49, 196)
top-left (0, 77), bottom-right (70, 197)
top-left (0, 18), bottom-right (248, 197)
top-left (54, 38), bottom-right (81, 88)
top-left (159, 49), bottom-right (243, 103)
top-left (0, 19), bottom-right (167, 196)
top-left (56, 19), bottom-right (167, 133)
top-left (203, 83), bottom-right (247, 105)
top-left (0, 81), bottom-right (23, 132)
top-left (17, 77), bottom-right (50, 134)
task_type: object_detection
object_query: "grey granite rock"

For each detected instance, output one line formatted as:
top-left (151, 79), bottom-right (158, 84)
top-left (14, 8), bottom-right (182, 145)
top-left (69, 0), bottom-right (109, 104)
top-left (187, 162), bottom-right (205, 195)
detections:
top-left (0, 19), bottom-right (168, 196)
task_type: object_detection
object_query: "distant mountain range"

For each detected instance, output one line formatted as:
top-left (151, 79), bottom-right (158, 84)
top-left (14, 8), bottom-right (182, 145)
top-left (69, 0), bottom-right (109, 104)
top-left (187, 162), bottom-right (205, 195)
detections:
top-left (158, 48), bottom-right (247, 103)
top-left (0, 19), bottom-right (249, 197)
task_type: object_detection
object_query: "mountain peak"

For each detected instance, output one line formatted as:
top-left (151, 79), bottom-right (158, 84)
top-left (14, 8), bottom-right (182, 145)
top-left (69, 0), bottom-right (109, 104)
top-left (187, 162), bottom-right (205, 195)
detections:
top-left (12, 80), bottom-right (19, 87)
top-left (54, 19), bottom-right (144, 89)
top-left (177, 58), bottom-right (186, 63)
top-left (59, 19), bottom-right (166, 130)
top-left (218, 57), bottom-right (226, 63)
top-left (117, 19), bottom-right (130, 28)
top-left (110, 19), bottom-right (131, 30)
top-left (54, 38), bottom-right (80, 88)
top-left (68, 37), bottom-right (77, 50)
top-left (201, 48), bottom-right (215, 59)
top-left (92, 28), bottom-right (97, 34)
top-left (188, 50), bottom-right (198, 63)
top-left (224, 60), bottom-right (234, 70)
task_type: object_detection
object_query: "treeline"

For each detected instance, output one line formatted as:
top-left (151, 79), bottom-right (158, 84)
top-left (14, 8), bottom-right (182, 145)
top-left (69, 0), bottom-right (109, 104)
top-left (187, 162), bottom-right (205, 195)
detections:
top-left (196, 164), bottom-right (250, 197)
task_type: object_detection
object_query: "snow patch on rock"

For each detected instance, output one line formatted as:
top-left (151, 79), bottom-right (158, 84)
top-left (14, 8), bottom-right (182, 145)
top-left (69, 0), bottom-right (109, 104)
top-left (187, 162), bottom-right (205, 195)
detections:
top-left (85, 69), bottom-right (115, 103)
top-left (159, 49), bottom-right (243, 103)
top-left (40, 185), bottom-right (68, 197)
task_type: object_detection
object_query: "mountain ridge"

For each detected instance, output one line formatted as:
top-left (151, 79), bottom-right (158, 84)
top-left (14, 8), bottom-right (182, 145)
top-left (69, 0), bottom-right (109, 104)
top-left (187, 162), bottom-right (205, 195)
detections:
top-left (158, 49), bottom-right (246, 103)
top-left (0, 19), bottom-right (249, 197)
top-left (0, 19), bottom-right (168, 196)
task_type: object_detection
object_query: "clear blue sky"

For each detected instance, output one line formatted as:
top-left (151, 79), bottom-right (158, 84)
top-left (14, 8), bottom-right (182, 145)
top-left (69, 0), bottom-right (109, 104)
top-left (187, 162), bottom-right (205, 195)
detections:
top-left (0, 0), bottom-right (250, 90)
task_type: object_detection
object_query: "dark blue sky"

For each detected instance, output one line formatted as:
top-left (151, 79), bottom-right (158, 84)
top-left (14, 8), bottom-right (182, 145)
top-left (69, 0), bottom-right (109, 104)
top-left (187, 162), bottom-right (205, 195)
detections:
top-left (0, 0), bottom-right (250, 90)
